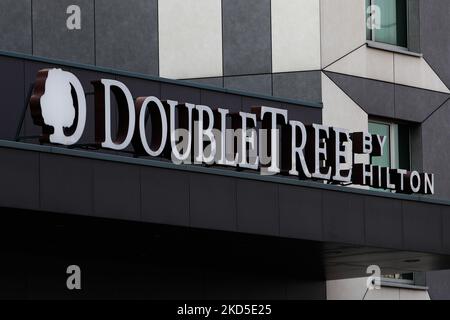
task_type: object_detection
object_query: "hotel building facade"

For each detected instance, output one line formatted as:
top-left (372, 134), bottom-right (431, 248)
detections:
top-left (0, 0), bottom-right (449, 299)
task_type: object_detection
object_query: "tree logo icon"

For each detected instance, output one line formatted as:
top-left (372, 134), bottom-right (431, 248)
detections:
top-left (30, 68), bottom-right (87, 145)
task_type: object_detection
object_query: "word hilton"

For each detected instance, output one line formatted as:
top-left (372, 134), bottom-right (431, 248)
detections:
top-left (30, 68), bottom-right (434, 195)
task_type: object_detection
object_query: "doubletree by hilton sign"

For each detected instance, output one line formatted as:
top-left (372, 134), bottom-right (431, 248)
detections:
top-left (30, 68), bottom-right (435, 195)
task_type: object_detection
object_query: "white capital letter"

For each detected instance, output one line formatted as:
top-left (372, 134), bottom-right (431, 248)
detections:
top-left (96, 79), bottom-right (135, 150)
top-left (195, 105), bottom-right (216, 164)
top-left (289, 120), bottom-right (311, 178)
top-left (260, 106), bottom-right (288, 174)
top-left (137, 96), bottom-right (167, 157)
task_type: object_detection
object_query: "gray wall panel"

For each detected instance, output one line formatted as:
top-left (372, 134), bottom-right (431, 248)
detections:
top-left (95, 0), bottom-right (158, 75)
top-left (403, 201), bottom-right (442, 253)
top-left (273, 71), bottom-right (322, 104)
top-left (241, 97), bottom-right (321, 125)
top-left (395, 85), bottom-right (449, 122)
top-left (324, 71), bottom-right (450, 127)
top-left (420, 0), bottom-right (450, 87)
top-left (160, 83), bottom-right (201, 105)
top-left (0, 57), bottom-right (25, 139)
top-left (116, 75), bottom-right (161, 98)
top-left (236, 180), bottom-right (279, 236)
top-left (33, 0), bottom-right (95, 64)
top-left (93, 160), bottom-right (140, 220)
top-left (200, 90), bottom-right (242, 114)
top-left (421, 100), bottom-right (450, 200)
top-left (189, 174), bottom-right (237, 232)
top-left (40, 153), bottom-right (93, 215)
top-left (184, 77), bottom-right (224, 88)
top-left (279, 186), bottom-right (323, 241)
top-left (410, 125), bottom-right (423, 170)
top-left (407, 0), bottom-right (421, 53)
top-left (141, 167), bottom-right (189, 226)
top-left (364, 197), bottom-right (403, 248)
top-left (0, 148), bottom-right (39, 210)
top-left (426, 269), bottom-right (450, 300)
top-left (222, 0), bottom-right (272, 76)
top-left (224, 74), bottom-right (272, 96)
top-left (0, 0), bottom-right (31, 54)
top-left (282, 104), bottom-right (322, 125)
top-left (323, 192), bottom-right (365, 244)
top-left (325, 71), bottom-right (395, 118)
top-left (443, 206), bottom-right (450, 253)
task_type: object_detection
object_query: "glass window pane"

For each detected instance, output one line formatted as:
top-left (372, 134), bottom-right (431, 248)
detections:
top-left (369, 122), bottom-right (390, 167)
top-left (394, 0), bottom-right (408, 47)
top-left (371, 0), bottom-right (407, 47)
top-left (366, 0), bottom-right (372, 40)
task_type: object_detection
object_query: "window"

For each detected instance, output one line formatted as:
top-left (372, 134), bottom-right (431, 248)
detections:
top-left (368, 122), bottom-right (391, 168)
top-left (369, 120), bottom-right (411, 170)
top-left (366, 0), bottom-right (408, 48)
top-left (382, 272), bottom-right (427, 288)
top-left (383, 273), bottom-right (414, 284)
